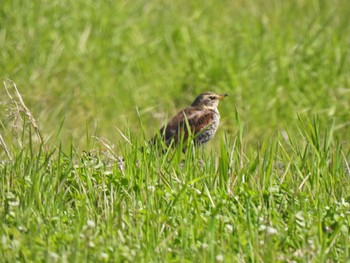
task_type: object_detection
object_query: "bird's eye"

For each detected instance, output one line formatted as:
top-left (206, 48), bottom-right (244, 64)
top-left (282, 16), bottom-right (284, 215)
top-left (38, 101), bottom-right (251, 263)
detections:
top-left (209, 96), bottom-right (216, 100)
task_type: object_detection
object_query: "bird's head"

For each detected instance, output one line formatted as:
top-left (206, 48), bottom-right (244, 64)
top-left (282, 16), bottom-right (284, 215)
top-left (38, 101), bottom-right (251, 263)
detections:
top-left (191, 92), bottom-right (228, 109)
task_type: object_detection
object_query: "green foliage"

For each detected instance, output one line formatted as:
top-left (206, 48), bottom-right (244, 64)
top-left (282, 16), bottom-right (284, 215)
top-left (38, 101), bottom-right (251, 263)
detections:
top-left (1, 0), bottom-right (350, 262)
top-left (1, 117), bottom-right (350, 262)
top-left (1, 0), bottom-right (350, 145)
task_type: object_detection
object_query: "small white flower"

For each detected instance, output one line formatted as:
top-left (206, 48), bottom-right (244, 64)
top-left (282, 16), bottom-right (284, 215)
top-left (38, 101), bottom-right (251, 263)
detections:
top-left (267, 226), bottom-right (278, 235)
top-left (341, 198), bottom-right (349, 207)
top-left (148, 185), bottom-right (155, 192)
top-left (87, 220), bottom-right (96, 228)
top-left (201, 243), bottom-right (209, 249)
top-left (216, 254), bottom-right (224, 262)
top-left (225, 224), bottom-right (233, 233)
top-left (259, 224), bottom-right (267, 231)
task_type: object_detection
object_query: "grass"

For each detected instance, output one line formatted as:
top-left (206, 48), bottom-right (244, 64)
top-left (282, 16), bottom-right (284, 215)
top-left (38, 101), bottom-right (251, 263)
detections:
top-left (1, 117), bottom-right (350, 262)
top-left (1, 0), bottom-right (350, 145)
top-left (1, 0), bottom-right (350, 262)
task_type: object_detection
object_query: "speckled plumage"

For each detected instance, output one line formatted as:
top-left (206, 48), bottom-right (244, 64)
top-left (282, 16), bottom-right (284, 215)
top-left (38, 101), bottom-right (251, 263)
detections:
top-left (152, 92), bottom-right (227, 148)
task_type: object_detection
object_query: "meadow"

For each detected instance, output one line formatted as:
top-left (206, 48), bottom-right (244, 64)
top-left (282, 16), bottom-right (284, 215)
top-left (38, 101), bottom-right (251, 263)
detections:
top-left (1, 0), bottom-right (350, 261)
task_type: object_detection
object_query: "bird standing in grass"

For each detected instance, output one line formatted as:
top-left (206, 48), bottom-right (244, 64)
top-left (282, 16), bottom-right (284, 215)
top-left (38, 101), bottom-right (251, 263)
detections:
top-left (151, 92), bottom-right (228, 149)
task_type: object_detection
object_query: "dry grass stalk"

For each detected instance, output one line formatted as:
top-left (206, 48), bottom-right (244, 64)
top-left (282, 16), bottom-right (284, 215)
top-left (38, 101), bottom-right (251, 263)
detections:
top-left (3, 80), bottom-right (44, 145)
top-left (0, 133), bottom-right (12, 160)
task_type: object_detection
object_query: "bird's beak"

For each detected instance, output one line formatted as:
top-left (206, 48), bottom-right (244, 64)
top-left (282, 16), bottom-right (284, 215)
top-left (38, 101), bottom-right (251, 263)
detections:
top-left (219, 94), bottom-right (228, 100)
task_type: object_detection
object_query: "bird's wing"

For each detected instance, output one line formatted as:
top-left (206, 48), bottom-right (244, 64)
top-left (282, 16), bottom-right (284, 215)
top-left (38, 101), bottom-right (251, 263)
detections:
top-left (158, 106), bottom-right (213, 145)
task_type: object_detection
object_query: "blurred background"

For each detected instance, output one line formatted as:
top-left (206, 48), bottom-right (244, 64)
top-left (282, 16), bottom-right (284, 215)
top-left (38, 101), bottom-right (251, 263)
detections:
top-left (1, 0), bottom-right (349, 150)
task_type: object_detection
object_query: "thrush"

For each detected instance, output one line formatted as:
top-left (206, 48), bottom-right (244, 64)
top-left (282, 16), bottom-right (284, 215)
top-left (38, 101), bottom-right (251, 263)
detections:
top-left (151, 92), bottom-right (228, 149)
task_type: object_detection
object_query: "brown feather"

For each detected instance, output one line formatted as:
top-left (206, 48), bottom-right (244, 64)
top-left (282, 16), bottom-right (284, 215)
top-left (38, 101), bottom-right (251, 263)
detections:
top-left (157, 106), bottom-right (214, 146)
top-left (149, 92), bottom-right (227, 149)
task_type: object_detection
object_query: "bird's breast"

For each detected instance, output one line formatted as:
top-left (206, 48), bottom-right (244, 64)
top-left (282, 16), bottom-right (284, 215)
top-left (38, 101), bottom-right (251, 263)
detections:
top-left (195, 109), bottom-right (220, 145)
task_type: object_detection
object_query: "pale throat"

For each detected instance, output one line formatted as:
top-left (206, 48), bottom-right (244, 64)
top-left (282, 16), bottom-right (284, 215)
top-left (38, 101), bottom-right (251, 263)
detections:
top-left (203, 104), bottom-right (219, 111)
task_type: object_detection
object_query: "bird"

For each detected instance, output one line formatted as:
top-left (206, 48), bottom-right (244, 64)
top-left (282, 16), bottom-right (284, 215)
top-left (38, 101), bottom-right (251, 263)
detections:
top-left (150, 92), bottom-right (228, 150)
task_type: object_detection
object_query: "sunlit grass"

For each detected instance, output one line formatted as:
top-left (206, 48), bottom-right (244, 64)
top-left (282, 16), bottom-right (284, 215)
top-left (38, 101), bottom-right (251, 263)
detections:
top-left (1, 116), bottom-right (350, 261)
top-left (1, 0), bottom-right (349, 147)
top-left (1, 0), bottom-right (350, 262)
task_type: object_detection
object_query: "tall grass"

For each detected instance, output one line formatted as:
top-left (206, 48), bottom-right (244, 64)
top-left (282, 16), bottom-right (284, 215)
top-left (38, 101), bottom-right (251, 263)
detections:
top-left (1, 105), bottom-right (350, 261)
top-left (1, 0), bottom-right (350, 262)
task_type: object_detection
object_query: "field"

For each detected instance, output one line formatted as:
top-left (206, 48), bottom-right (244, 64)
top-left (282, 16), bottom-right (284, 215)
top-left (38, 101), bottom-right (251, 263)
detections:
top-left (1, 0), bottom-right (350, 262)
